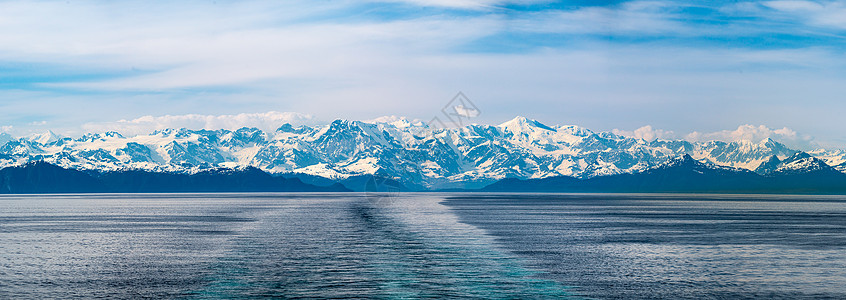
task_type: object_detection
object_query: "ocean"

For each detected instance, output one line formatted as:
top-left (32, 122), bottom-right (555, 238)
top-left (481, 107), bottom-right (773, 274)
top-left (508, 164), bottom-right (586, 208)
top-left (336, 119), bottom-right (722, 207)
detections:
top-left (1, 193), bottom-right (844, 299)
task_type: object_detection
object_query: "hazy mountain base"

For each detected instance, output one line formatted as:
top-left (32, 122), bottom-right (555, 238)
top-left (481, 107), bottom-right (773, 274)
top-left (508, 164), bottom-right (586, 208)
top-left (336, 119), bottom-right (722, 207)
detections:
top-left (0, 161), bottom-right (349, 194)
top-left (4, 155), bottom-right (846, 194)
top-left (483, 155), bottom-right (846, 194)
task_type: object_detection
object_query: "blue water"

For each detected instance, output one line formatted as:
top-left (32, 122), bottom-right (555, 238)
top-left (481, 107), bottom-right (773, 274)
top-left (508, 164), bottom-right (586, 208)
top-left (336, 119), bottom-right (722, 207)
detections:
top-left (1, 193), bottom-right (845, 299)
top-left (444, 193), bottom-right (846, 299)
top-left (0, 193), bottom-right (570, 299)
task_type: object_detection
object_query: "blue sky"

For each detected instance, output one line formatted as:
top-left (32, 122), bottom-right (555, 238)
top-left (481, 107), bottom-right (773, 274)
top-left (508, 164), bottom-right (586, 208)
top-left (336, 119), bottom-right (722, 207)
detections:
top-left (2, 0), bottom-right (846, 149)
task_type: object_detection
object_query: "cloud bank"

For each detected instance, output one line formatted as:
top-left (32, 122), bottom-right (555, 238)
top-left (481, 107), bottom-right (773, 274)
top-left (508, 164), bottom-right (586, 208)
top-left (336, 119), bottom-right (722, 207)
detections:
top-left (82, 112), bottom-right (819, 151)
top-left (685, 124), bottom-right (801, 143)
top-left (614, 124), bottom-right (817, 150)
top-left (612, 125), bottom-right (675, 142)
top-left (82, 112), bottom-right (313, 136)
top-left (375, 0), bottom-right (549, 9)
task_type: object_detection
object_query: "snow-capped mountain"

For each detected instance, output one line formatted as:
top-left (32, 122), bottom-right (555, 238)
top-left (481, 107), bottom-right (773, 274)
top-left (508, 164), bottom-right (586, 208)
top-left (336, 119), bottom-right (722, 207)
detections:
top-left (755, 152), bottom-right (841, 176)
top-left (0, 116), bottom-right (842, 189)
top-left (0, 133), bottom-right (12, 146)
top-left (26, 130), bottom-right (64, 145)
top-left (808, 148), bottom-right (846, 173)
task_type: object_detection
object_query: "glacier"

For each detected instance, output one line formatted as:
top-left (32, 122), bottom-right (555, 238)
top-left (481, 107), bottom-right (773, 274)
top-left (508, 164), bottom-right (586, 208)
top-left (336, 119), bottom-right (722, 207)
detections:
top-left (1, 116), bottom-right (843, 190)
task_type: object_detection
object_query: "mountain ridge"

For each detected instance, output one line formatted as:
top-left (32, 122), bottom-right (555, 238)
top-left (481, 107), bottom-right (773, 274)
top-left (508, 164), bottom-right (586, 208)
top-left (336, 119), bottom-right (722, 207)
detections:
top-left (1, 116), bottom-right (844, 190)
top-left (482, 153), bottom-right (846, 194)
top-left (0, 161), bottom-right (350, 194)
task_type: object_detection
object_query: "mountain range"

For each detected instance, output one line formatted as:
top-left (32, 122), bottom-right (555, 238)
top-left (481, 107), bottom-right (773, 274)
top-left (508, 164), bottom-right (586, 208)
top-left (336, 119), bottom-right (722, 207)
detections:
top-left (2, 116), bottom-right (846, 193)
top-left (483, 153), bottom-right (846, 194)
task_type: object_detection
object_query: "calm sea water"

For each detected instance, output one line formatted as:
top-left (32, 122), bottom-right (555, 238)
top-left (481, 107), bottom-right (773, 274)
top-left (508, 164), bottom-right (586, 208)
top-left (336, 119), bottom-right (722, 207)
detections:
top-left (444, 193), bottom-right (846, 299)
top-left (0, 193), bottom-right (568, 299)
top-left (1, 193), bottom-right (845, 299)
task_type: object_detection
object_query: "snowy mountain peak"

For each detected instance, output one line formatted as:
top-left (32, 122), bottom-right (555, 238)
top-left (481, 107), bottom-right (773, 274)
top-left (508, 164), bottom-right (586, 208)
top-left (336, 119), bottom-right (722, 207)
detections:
top-left (367, 116), bottom-right (422, 129)
top-left (276, 123), bottom-right (311, 135)
top-left (785, 151), bottom-right (812, 161)
top-left (657, 154), bottom-right (750, 175)
top-left (323, 119), bottom-right (365, 133)
top-left (808, 148), bottom-right (846, 173)
top-left (661, 154), bottom-right (700, 168)
top-left (764, 151), bottom-right (837, 175)
top-left (498, 116), bottom-right (556, 132)
top-left (27, 130), bottom-right (63, 144)
top-left (0, 133), bottom-right (12, 146)
top-left (754, 155), bottom-right (782, 174)
top-left (104, 131), bottom-right (124, 138)
top-left (152, 128), bottom-right (182, 136)
top-left (760, 137), bottom-right (777, 146)
top-left (77, 131), bottom-right (125, 142)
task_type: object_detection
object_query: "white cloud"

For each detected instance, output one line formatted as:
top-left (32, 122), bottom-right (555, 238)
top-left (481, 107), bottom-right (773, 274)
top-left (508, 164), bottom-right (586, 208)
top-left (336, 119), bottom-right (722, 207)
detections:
top-left (2, 1), bottom-right (846, 148)
top-left (453, 105), bottom-right (481, 118)
top-left (81, 111), bottom-right (313, 136)
top-left (764, 0), bottom-right (846, 29)
top-left (613, 124), bottom-right (817, 150)
top-left (612, 125), bottom-right (675, 141)
top-left (0, 1), bottom-right (501, 91)
top-left (511, 2), bottom-right (692, 36)
top-left (1, 125), bottom-right (12, 133)
top-left (374, 0), bottom-right (549, 9)
top-left (765, 0), bottom-right (824, 12)
top-left (1, 1), bottom-right (808, 94)
top-left (686, 124), bottom-right (815, 149)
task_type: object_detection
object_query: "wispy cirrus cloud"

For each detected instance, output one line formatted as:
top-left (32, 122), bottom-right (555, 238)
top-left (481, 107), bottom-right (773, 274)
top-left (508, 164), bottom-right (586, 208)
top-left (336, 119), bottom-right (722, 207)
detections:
top-left (763, 0), bottom-right (846, 29)
top-left (3, 1), bottom-right (846, 148)
top-left (510, 2), bottom-right (693, 36)
top-left (2, 3), bottom-right (500, 91)
top-left (373, 0), bottom-right (551, 9)
top-left (0, 1), bottom-right (835, 93)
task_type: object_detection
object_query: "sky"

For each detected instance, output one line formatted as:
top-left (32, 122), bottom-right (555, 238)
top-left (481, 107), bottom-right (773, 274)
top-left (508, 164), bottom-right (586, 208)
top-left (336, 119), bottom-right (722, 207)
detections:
top-left (2, 0), bottom-right (846, 149)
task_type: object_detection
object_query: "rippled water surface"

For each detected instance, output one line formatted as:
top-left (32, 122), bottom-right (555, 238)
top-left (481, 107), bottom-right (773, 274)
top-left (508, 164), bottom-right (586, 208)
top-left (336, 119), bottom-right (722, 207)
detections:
top-left (0, 193), bottom-right (568, 299)
top-left (444, 193), bottom-right (846, 299)
top-left (2, 193), bottom-right (845, 299)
